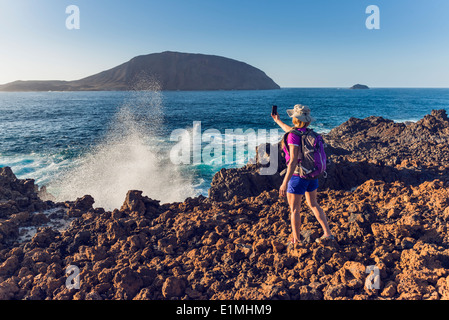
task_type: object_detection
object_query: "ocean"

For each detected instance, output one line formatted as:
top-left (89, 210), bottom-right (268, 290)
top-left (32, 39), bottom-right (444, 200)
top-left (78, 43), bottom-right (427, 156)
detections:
top-left (1, 88), bottom-right (448, 210)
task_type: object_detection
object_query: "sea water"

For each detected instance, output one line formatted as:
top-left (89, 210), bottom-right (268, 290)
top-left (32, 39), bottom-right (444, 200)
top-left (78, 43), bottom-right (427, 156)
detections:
top-left (1, 88), bottom-right (448, 210)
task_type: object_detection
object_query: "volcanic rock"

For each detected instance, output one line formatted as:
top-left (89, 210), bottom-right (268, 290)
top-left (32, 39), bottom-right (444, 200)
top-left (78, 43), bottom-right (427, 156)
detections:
top-left (208, 110), bottom-right (449, 201)
top-left (1, 170), bottom-right (449, 300)
top-left (1, 110), bottom-right (449, 301)
top-left (0, 167), bottom-right (64, 248)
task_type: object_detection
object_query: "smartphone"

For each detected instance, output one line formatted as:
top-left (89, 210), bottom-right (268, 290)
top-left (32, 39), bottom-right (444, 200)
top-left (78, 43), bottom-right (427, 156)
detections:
top-left (271, 105), bottom-right (278, 116)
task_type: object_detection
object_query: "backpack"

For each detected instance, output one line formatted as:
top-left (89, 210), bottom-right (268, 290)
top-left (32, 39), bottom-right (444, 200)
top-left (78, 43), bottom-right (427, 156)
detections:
top-left (281, 128), bottom-right (327, 180)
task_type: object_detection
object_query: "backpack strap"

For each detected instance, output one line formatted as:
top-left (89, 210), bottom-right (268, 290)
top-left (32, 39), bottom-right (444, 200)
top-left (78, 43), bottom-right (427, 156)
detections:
top-left (283, 128), bottom-right (307, 160)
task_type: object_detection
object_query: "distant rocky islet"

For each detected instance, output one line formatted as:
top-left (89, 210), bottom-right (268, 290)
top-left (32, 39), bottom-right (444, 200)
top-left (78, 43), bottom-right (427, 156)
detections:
top-left (350, 84), bottom-right (370, 89)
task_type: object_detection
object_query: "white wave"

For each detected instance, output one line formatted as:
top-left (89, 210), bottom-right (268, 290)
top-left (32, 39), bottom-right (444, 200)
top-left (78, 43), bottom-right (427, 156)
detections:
top-left (393, 119), bottom-right (418, 124)
top-left (48, 81), bottom-right (197, 211)
top-left (0, 153), bottom-right (72, 188)
top-left (17, 208), bottom-right (72, 243)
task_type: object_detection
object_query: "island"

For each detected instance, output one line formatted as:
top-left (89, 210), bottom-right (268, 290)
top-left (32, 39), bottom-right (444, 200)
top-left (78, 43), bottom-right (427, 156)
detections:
top-left (0, 51), bottom-right (280, 92)
top-left (350, 84), bottom-right (370, 89)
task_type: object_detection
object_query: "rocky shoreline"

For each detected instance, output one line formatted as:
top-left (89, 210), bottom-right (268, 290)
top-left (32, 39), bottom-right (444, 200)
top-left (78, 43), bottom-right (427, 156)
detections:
top-left (1, 110), bottom-right (449, 300)
top-left (210, 109), bottom-right (449, 200)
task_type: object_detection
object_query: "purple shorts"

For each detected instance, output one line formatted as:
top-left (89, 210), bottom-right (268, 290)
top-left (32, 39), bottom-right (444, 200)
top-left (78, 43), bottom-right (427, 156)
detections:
top-left (287, 175), bottom-right (319, 195)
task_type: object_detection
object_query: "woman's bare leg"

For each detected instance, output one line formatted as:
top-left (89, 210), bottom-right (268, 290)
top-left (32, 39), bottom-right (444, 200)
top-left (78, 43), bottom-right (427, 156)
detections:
top-left (287, 192), bottom-right (303, 243)
top-left (305, 189), bottom-right (332, 237)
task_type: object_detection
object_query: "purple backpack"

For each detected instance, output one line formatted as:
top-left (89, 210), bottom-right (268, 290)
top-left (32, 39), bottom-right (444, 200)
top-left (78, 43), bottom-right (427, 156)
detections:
top-left (283, 128), bottom-right (327, 180)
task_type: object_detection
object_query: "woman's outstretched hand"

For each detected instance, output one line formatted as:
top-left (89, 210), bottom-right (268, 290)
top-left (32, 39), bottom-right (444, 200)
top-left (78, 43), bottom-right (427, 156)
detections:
top-left (272, 114), bottom-right (293, 133)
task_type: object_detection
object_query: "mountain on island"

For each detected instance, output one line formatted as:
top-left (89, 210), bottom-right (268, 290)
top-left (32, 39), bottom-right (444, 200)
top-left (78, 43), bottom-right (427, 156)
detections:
top-left (350, 84), bottom-right (370, 89)
top-left (0, 51), bottom-right (280, 92)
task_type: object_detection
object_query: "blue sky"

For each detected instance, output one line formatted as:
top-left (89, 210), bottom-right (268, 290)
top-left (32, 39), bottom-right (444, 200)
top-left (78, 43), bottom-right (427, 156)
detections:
top-left (0, 0), bottom-right (448, 87)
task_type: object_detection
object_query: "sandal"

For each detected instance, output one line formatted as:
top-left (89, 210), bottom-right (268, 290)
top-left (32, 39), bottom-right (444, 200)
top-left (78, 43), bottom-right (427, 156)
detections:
top-left (315, 235), bottom-right (335, 244)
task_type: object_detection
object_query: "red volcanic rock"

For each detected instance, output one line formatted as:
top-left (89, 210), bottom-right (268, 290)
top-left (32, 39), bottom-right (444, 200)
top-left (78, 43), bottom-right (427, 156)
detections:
top-left (113, 267), bottom-right (144, 299)
top-left (0, 166), bottom-right (62, 248)
top-left (1, 110), bottom-right (449, 300)
top-left (0, 167), bottom-right (49, 215)
top-left (120, 190), bottom-right (147, 216)
top-left (0, 255), bottom-right (20, 277)
top-left (208, 110), bottom-right (449, 201)
top-left (0, 174), bottom-right (448, 300)
top-left (120, 190), bottom-right (161, 218)
top-left (162, 276), bottom-right (187, 298)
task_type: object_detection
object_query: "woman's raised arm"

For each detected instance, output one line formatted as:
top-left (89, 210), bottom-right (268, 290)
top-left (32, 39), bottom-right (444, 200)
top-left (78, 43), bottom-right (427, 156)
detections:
top-left (271, 114), bottom-right (293, 133)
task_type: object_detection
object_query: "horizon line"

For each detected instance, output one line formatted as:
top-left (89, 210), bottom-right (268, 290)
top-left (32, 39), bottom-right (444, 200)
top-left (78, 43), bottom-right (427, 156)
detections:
top-left (1, 87), bottom-right (449, 94)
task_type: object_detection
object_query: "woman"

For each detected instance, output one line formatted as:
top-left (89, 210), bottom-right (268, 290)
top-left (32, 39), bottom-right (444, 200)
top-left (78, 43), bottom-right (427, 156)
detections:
top-left (272, 104), bottom-right (333, 244)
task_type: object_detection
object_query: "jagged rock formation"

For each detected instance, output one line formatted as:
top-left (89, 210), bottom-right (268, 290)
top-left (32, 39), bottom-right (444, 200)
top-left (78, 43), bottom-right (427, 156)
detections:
top-left (1, 169), bottom-right (449, 300)
top-left (1, 110), bottom-right (449, 300)
top-left (209, 109), bottom-right (449, 201)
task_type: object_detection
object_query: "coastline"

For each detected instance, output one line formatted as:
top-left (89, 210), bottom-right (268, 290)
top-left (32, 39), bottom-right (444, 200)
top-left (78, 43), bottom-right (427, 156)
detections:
top-left (2, 87), bottom-right (448, 203)
top-left (1, 110), bottom-right (449, 300)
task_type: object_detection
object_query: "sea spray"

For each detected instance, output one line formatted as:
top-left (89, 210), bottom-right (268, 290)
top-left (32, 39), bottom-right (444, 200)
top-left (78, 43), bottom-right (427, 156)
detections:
top-left (50, 79), bottom-right (197, 210)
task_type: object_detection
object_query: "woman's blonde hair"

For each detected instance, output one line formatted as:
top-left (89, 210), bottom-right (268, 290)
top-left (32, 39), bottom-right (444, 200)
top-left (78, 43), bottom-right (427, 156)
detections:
top-left (292, 117), bottom-right (310, 129)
